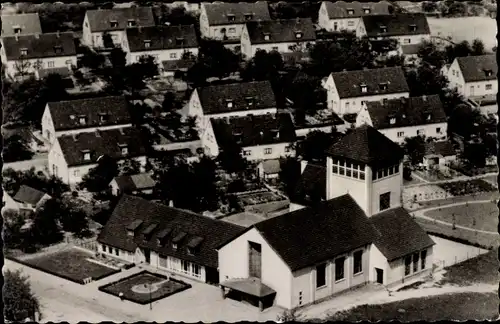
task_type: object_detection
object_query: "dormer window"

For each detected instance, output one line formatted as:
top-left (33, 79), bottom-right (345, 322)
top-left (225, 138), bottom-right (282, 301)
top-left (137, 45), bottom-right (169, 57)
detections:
top-left (409, 24), bottom-right (417, 32)
top-left (390, 117), bottom-right (396, 124)
top-left (79, 116), bottom-right (87, 125)
top-left (379, 25), bottom-right (387, 33)
top-left (227, 14), bottom-right (235, 22)
top-left (363, 8), bottom-right (371, 14)
top-left (82, 150), bottom-right (91, 161)
top-left (244, 13), bottom-right (253, 21)
top-left (119, 144), bottom-right (128, 156)
top-left (144, 40), bottom-right (151, 48)
top-left (54, 46), bottom-right (63, 54)
top-left (126, 220), bottom-right (143, 237)
top-left (295, 31), bottom-right (303, 39)
top-left (110, 20), bottom-right (118, 28)
top-left (360, 84), bottom-right (367, 93)
top-left (347, 9), bottom-right (354, 15)
top-left (245, 96), bottom-right (255, 107)
top-left (234, 131), bottom-right (243, 143)
top-left (263, 33), bottom-right (270, 41)
top-left (13, 25), bottom-right (22, 34)
top-left (427, 114), bottom-right (431, 121)
top-left (176, 37), bottom-right (185, 46)
top-left (379, 83), bottom-right (388, 91)
top-left (127, 19), bottom-right (136, 27)
top-left (484, 69), bottom-right (493, 77)
top-left (20, 48), bottom-right (28, 56)
top-left (99, 113), bottom-right (109, 123)
top-left (172, 243), bottom-right (178, 250)
top-left (226, 99), bottom-right (233, 108)
top-left (187, 236), bottom-right (204, 255)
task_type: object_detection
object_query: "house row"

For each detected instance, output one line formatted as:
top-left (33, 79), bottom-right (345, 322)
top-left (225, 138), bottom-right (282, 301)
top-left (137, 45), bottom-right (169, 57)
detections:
top-left (97, 125), bottom-right (435, 311)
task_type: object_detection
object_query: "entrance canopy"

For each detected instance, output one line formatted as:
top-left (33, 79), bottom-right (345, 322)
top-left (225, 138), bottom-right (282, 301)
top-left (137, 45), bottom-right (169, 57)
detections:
top-left (220, 277), bottom-right (275, 298)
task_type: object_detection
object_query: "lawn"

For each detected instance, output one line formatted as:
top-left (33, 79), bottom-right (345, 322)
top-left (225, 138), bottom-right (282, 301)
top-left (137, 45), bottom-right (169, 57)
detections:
top-left (99, 271), bottom-right (191, 304)
top-left (327, 292), bottom-right (498, 321)
top-left (439, 179), bottom-right (496, 196)
top-left (428, 17), bottom-right (497, 51)
top-left (424, 202), bottom-right (498, 232)
top-left (22, 248), bottom-right (119, 284)
top-left (441, 250), bottom-right (498, 286)
top-left (415, 191), bottom-right (499, 210)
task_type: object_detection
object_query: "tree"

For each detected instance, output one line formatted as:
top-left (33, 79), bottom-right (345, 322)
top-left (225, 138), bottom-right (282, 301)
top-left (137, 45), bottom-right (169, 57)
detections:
top-left (191, 156), bottom-right (219, 212)
top-left (80, 45), bottom-right (106, 70)
top-left (272, 2), bottom-right (298, 19)
top-left (3, 209), bottom-right (26, 250)
top-left (102, 31), bottom-right (114, 48)
top-left (3, 135), bottom-right (34, 163)
top-left (285, 72), bottom-right (323, 115)
top-left (60, 206), bottom-right (92, 238)
top-left (463, 142), bottom-right (487, 167)
top-left (403, 136), bottom-right (427, 165)
top-left (161, 6), bottom-right (197, 25)
top-left (241, 50), bottom-right (284, 81)
top-left (297, 130), bottom-right (341, 162)
top-left (447, 103), bottom-right (482, 140)
top-left (217, 139), bottom-right (248, 175)
top-left (119, 158), bottom-right (142, 176)
top-left (417, 40), bottom-right (447, 69)
top-left (79, 155), bottom-right (118, 192)
top-left (405, 64), bottom-right (449, 96)
top-left (471, 39), bottom-right (486, 55)
top-left (196, 39), bottom-right (241, 79)
top-left (109, 47), bottom-right (127, 69)
top-left (422, 1), bottom-right (438, 12)
top-left (161, 91), bottom-right (180, 113)
top-left (4, 270), bottom-right (41, 322)
top-left (2, 167), bottom-right (70, 197)
top-left (137, 55), bottom-right (159, 78)
top-left (279, 157), bottom-right (301, 198)
top-left (445, 41), bottom-right (472, 64)
top-left (30, 202), bottom-right (64, 246)
top-left (14, 58), bottom-right (33, 79)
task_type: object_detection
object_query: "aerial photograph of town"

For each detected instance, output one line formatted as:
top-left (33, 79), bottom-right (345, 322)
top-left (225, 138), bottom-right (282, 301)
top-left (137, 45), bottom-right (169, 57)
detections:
top-left (1, 0), bottom-right (498, 322)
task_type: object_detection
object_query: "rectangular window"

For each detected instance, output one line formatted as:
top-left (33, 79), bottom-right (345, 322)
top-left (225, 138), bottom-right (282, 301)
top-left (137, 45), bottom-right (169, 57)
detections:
top-left (192, 264), bottom-right (201, 276)
top-left (335, 257), bottom-right (345, 281)
top-left (272, 46), bottom-right (279, 51)
top-left (182, 260), bottom-right (189, 273)
top-left (170, 53), bottom-right (177, 59)
top-left (332, 165), bottom-right (338, 173)
top-left (379, 192), bottom-right (391, 211)
top-left (115, 248), bottom-right (119, 256)
top-left (404, 39), bottom-right (411, 44)
top-left (346, 168), bottom-right (352, 177)
top-left (228, 27), bottom-right (236, 33)
top-left (353, 250), bottom-right (363, 274)
top-left (417, 129), bottom-right (425, 136)
top-left (413, 252), bottom-right (419, 272)
top-left (316, 263), bottom-right (327, 288)
top-left (395, 164), bottom-right (400, 173)
top-left (102, 245), bottom-right (106, 252)
top-left (74, 170), bottom-right (80, 177)
top-left (377, 170), bottom-right (383, 179)
top-left (65, 59), bottom-right (72, 65)
top-left (47, 61), bottom-right (55, 68)
top-left (243, 150), bottom-right (251, 156)
top-left (486, 84), bottom-right (492, 90)
top-left (397, 131), bottom-right (404, 137)
top-left (352, 170), bottom-right (359, 178)
top-left (264, 148), bottom-right (272, 155)
top-left (405, 255), bottom-right (412, 276)
top-left (360, 172), bottom-right (365, 180)
top-left (348, 21), bottom-right (355, 27)
top-left (339, 167), bottom-right (345, 176)
top-left (421, 250), bottom-right (427, 269)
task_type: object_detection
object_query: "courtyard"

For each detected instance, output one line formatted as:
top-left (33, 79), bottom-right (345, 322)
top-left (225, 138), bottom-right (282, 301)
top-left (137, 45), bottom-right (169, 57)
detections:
top-left (99, 271), bottom-right (191, 304)
top-left (20, 247), bottom-right (119, 284)
top-left (424, 202), bottom-right (498, 232)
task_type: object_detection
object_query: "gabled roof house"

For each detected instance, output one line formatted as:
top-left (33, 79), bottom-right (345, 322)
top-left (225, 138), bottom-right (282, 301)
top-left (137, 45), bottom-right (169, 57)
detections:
top-left (318, 1), bottom-right (391, 32)
top-left (1, 13), bottom-right (42, 37)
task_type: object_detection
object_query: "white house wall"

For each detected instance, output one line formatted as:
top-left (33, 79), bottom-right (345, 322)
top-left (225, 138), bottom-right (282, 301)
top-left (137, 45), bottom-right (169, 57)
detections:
top-left (378, 122), bottom-right (448, 144)
top-left (151, 251), bottom-right (207, 282)
top-left (48, 139), bottom-right (70, 184)
top-left (243, 142), bottom-right (294, 161)
top-left (3, 55), bottom-right (77, 80)
top-left (335, 92), bottom-right (410, 116)
top-left (124, 47), bottom-right (199, 65)
top-left (370, 164), bottom-right (403, 214)
top-left (218, 227), bottom-right (293, 309)
top-left (99, 243), bottom-right (136, 263)
top-left (41, 106), bottom-right (56, 143)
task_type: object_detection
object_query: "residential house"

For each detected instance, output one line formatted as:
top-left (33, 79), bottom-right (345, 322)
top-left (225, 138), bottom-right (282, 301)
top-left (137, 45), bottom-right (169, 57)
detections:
top-left (186, 80), bottom-right (278, 154)
top-left (209, 113), bottom-right (296, 160)
top-left (199, 1), bottom-right (271, 50)
top-left (48, 127), bottom-right (147, 185)
top-left (423, 141), bottom-right (457, 168)
top-left (356, 95), bottom-right (448, 144)
top-left (356, 13), bottom-right (431, 54)
top-left (1, 32), bottom-right (77, 80)
top-left (257, 159), bottom-right (281, 179)
top-left (218, 125), bottom-right (435, 310)
top-left (42, 96), bottom-right (133, 145)
top-left (317, 1), bottom-right (391, 33)
top-left (161, 58), bottom-right (196, 78)
top-left (98, 194), bottom-right (245, 283)
top-left (82, 7), bottom-right (155, 50)
top-left (123, 25), bottom-right (199, 66)
top-left (110, 173), bottom-right (156, 196)
top-left (241, 18), bottom-right (316, 60)
top-left (1, 13), bottom-right (42, 37)
top-left (445, 54), bottom-right (497, 99)
top-left (12, 185), bottom-right (51, 216)
top-left (324, 67), bottom-right (410, 116)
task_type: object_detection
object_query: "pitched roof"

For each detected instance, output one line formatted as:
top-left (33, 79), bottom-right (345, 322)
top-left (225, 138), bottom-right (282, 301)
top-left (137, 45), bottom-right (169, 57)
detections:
top-left (56, 127), bottom-right (147, 167)
top-left (370, 207), bottom-right (435, 261)
top-left (326, 125), bottom-right (404, 167)
top-left (290, 163), bottom-right (327, 206)
top-left (203, 1), bottom-right (271, 26)
top-left (365, 95), bottom-right (447, 129)
top-left (323, 1), bottom-right (391, 19)
top-left (1, 13), bottom-right (42, 36)
top-left (113, 173), bottom-right (156, 192)
top-left (197, 81), bottom-right (276, 115)
top-left (126, 25), bottom-right (198, 52)
top-left (47, 96), bottom-right (132, 132)
top-left (245, 18), bottom-right (316, 44)
top-left (330, 67), bottom-right (409, 99)
top-left (456, 54), bottom-right (497, 82)
top-left (13, 185), bottom-right (48, 205)
top-left (361, 13), bottom-right (431, 37)
top-left (211, 113), bottom-right (296, 147)
top-left (425, 141), bottom-right (456, 157)
top-left (85, 7), bottom-right (156, 32)
top-left (97, 195), bottom-right (245, 268)
top-left (253, 194), bottom-right (378, 271)
top-left (2, 32), bottom-right (76, 60)
top-left (260, 159), bottom-right (281, 174)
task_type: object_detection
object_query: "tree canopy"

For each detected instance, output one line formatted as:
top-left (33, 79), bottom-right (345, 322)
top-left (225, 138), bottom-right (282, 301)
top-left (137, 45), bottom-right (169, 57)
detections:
top-left (4, 270), bottom-right (41, 322)
top-left (297, 130), bottom-right (342, 162)
top-left (3, 135), bottom-right (35, 163)
top-left (403, 136), bottom-right (427, 165)
top-left (2, 167), bottom-right (70, 197)
top-left (79, 155), bottom-right (119, 192)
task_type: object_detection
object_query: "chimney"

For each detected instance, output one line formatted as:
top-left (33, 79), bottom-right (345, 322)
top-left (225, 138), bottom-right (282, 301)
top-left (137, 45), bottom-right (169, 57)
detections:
top-left (15, 35), bottom-right (19, 41)
top-left (169, 200), bottom-right (174, 207)
top-left (300, 160), bottom-right (308, 174)
top-left (72, 134), bottom-right (79, 142)
top-left (422, 95), bottom-right (427, 102)
top-left (56, 30), bottom-right (60, 38)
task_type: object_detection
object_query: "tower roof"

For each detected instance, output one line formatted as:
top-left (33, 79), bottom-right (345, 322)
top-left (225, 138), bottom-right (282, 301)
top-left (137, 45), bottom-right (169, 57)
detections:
top-left (325, 125), bottom-right (404, 167)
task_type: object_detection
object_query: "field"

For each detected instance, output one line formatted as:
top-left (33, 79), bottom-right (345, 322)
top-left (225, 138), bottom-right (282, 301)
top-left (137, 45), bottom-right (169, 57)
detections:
top-left (441, 250), bottom-right (498, 286)
top-left (99, 271), bottom-right (191, 304)
top-left (327, 292), bottom-right (498, 321)
top-left (22, 248), bottom-right (119, 284)
top-left (424, 202), bottom-right (498, 232)
top-left (428, 17), bottom-right (497, 51)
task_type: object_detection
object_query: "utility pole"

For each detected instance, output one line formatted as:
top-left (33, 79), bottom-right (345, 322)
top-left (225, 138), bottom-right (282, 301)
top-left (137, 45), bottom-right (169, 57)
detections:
top-left (149, 279), bottom-right (153, 311)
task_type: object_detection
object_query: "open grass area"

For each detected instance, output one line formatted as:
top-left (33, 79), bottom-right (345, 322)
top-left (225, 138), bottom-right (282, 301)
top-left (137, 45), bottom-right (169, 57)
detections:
top-left (416, 218), bottom-right (499, 249)
top-left (99, 271), bottom-right (191, 304)
top-left (424, 202), bottom-right (498, 232)
top-left (327, 292), bottom-right (498, 321)
top-left (22, 248), bottom-right (119, 284)
top-left (441, 250), bottom-right (498, 286)
top-left (414, 191), bottom-right (499, 210)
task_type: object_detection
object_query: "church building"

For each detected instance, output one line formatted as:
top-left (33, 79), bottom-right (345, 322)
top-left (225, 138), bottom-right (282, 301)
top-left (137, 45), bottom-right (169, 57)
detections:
top-left (217, 125), bottom-right (435, 311)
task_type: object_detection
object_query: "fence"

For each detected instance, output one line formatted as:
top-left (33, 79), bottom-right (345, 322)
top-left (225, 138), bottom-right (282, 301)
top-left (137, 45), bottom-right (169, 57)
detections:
top-left (433, 246), bottom-right (487, 271)
top-left (74, 238), bottom-right (99, 253)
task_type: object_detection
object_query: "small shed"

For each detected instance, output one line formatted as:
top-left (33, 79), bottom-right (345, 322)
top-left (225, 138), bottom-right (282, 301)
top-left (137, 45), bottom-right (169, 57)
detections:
top-left (110, 173), bottom-right (156, 196)
top-left (423, 141), bottom-right (457, 168)
top-left (12, 185), bottom-right (51, 215)
top-left (257, 159), bottom-right (281, 179)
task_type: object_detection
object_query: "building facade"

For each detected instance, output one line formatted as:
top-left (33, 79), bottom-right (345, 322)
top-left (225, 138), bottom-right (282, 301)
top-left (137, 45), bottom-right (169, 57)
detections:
top-left (317, 1), bottom-right (391, 32)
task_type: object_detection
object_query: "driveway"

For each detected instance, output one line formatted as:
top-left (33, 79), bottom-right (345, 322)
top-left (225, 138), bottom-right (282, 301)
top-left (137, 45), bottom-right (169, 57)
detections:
top-left (4, 260), bottom-right (282, 323)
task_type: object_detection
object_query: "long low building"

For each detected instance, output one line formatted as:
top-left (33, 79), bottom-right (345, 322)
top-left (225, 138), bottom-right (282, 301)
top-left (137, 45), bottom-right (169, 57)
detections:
top-left (97, 195), bottom-right (245, 284)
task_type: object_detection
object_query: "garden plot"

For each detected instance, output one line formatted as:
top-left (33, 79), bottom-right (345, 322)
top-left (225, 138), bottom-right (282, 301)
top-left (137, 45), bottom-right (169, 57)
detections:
top-left (20, 247), bottom-right (119, 284)
top-left (99, 271), bottom-right (191, 304)
top-left (403, 185), bottom-right (451, 203)
top-left (438, 179), bottom-right (496, 196)
top-left (428, 17), bottom-right (497, 51)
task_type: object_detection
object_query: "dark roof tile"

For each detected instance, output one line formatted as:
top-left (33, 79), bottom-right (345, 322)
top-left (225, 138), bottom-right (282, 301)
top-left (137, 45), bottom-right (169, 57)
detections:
top-left (290, 163), bottom-right (327, 206)
top-left (330, 67), bottom-right (409, 99)
top-left (97, 195), bottom-right (245, 268)
top-left (323, 1), bottom-right (391, 19)
top-left (457, 54), bottom-right (497, 82)
top-left (361, 13), bottom-right (430, 37)
top-left (425, 141), bottom-right (456, 157)
top-left (126, 25), bottom-right (198, 52)
top-left (3, 32), bottom-right (76, 60)
top-left (1, 13), bottom-right (42, 36)
top-left (113, 173), bottom-right (156, 192)
top-left (246, 18), bottom-right (316, 44)
top-left (203, 2), bottom-right (271, 26)
top-left (86, 7), bottom-right (155, 32)
top-left (13, 185), bottom-right (48, 205)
